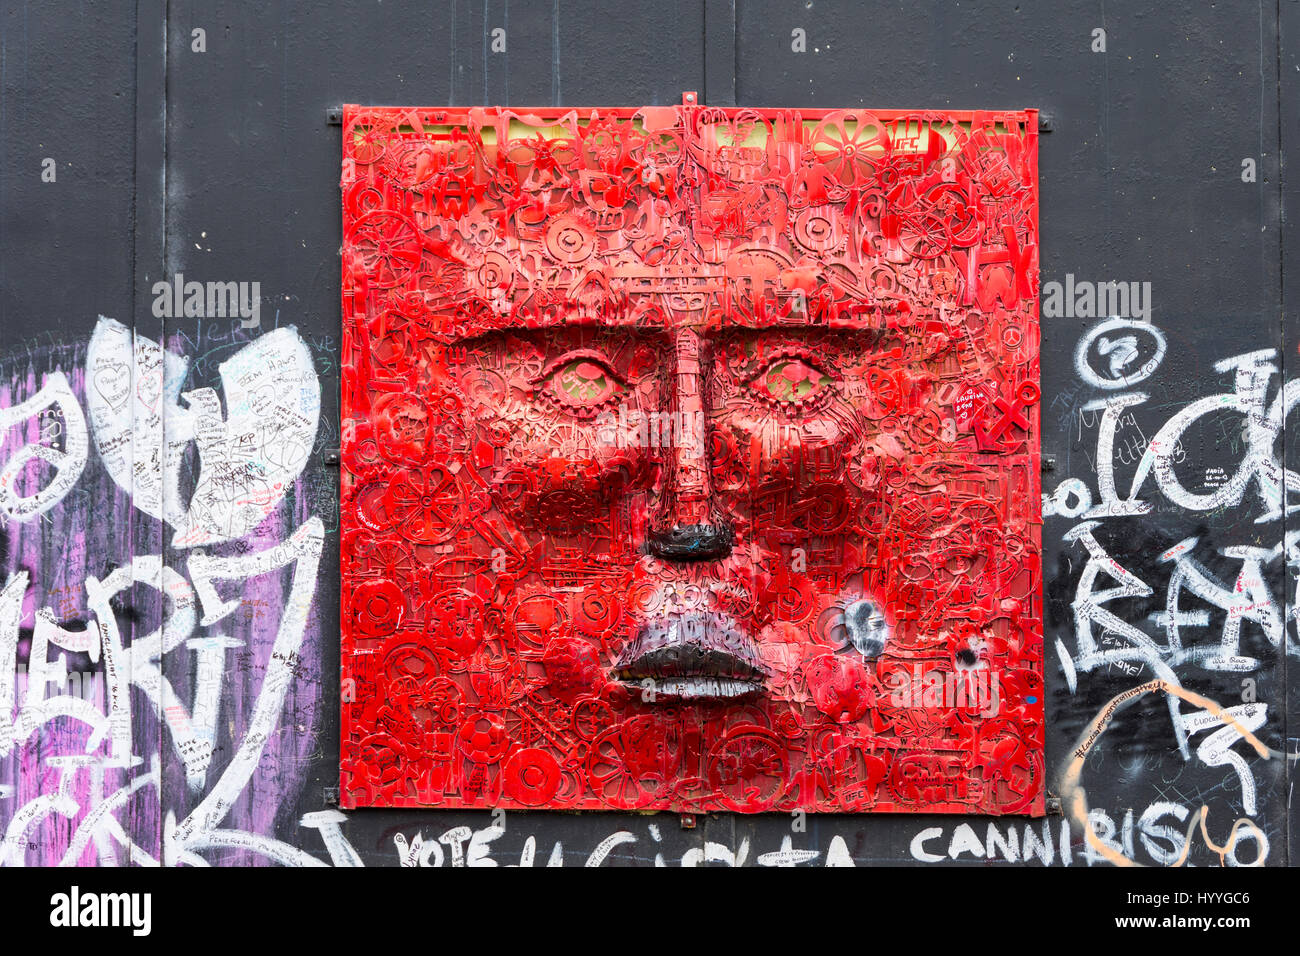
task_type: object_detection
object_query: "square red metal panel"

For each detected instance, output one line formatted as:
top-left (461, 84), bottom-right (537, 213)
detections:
top-left (339, 101), bottom-right (1043, 813)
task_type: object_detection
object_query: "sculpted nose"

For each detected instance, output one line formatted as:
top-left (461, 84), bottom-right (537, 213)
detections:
top-left (645, 327), bottom-right (734, 563)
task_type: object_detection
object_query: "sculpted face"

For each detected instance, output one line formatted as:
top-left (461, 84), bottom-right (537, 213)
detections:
top-left (452, 296), bottom-right (891, 703)
top-left (340, 103), bottom-right (1045, 813)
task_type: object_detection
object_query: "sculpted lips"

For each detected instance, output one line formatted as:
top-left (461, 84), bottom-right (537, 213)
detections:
top-left (612, 609), bottom-right (769, 701)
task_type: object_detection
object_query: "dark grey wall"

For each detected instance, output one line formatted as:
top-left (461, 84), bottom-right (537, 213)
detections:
top-left (0, 0), bottom-right (1292, 866)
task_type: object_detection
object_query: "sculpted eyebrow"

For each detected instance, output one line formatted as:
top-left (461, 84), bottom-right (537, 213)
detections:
top-left (427, 267), bottom-right (887, 343)
top-left (438, 310), bottom-right (651, 344)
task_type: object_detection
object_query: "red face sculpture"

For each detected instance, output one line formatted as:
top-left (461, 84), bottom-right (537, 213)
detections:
top-left (339, 100), bottom-right (1044, 814)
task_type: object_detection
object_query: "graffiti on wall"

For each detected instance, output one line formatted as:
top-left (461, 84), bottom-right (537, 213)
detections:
top-left (0, 316), bottom-right (358, 866)
top-left (339, 101), bottom-right (1044, 813)
top-left (1040, 315), bottom-right (1289, 866)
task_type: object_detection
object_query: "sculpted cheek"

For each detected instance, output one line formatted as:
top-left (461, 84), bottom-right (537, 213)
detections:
top-left (482, 427), bottom-right (654, 535)
top-left (726, 420), bottom-right (869, 537)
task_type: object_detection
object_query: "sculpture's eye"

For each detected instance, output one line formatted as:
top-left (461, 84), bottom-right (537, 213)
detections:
top-left (536, 352), bottom-right (626, 414)
top-left (748, 356), bottom-right (835, 405)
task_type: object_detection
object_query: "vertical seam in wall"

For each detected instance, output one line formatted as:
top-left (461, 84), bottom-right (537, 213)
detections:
top-left (1273, 0), bottom-right (1289, 869)
top-left (155, 0), bottom-right (169, 867)
top-left (551, 0), bottom-right (560, 107)
top-left (700, 1), bottom-right (707, 104)
top-left (449, 0), bottom-right (458, 106)
top-left (159, 0), bottom-right (169, 863)
top-left (130, 0), bottom-right (145, 865)
top-left (128, 0), bottom-right (140, 863)
top-left (129, 0), bottom-right (168, 861)
top-left (732, 0), bottom-right (740, 106)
